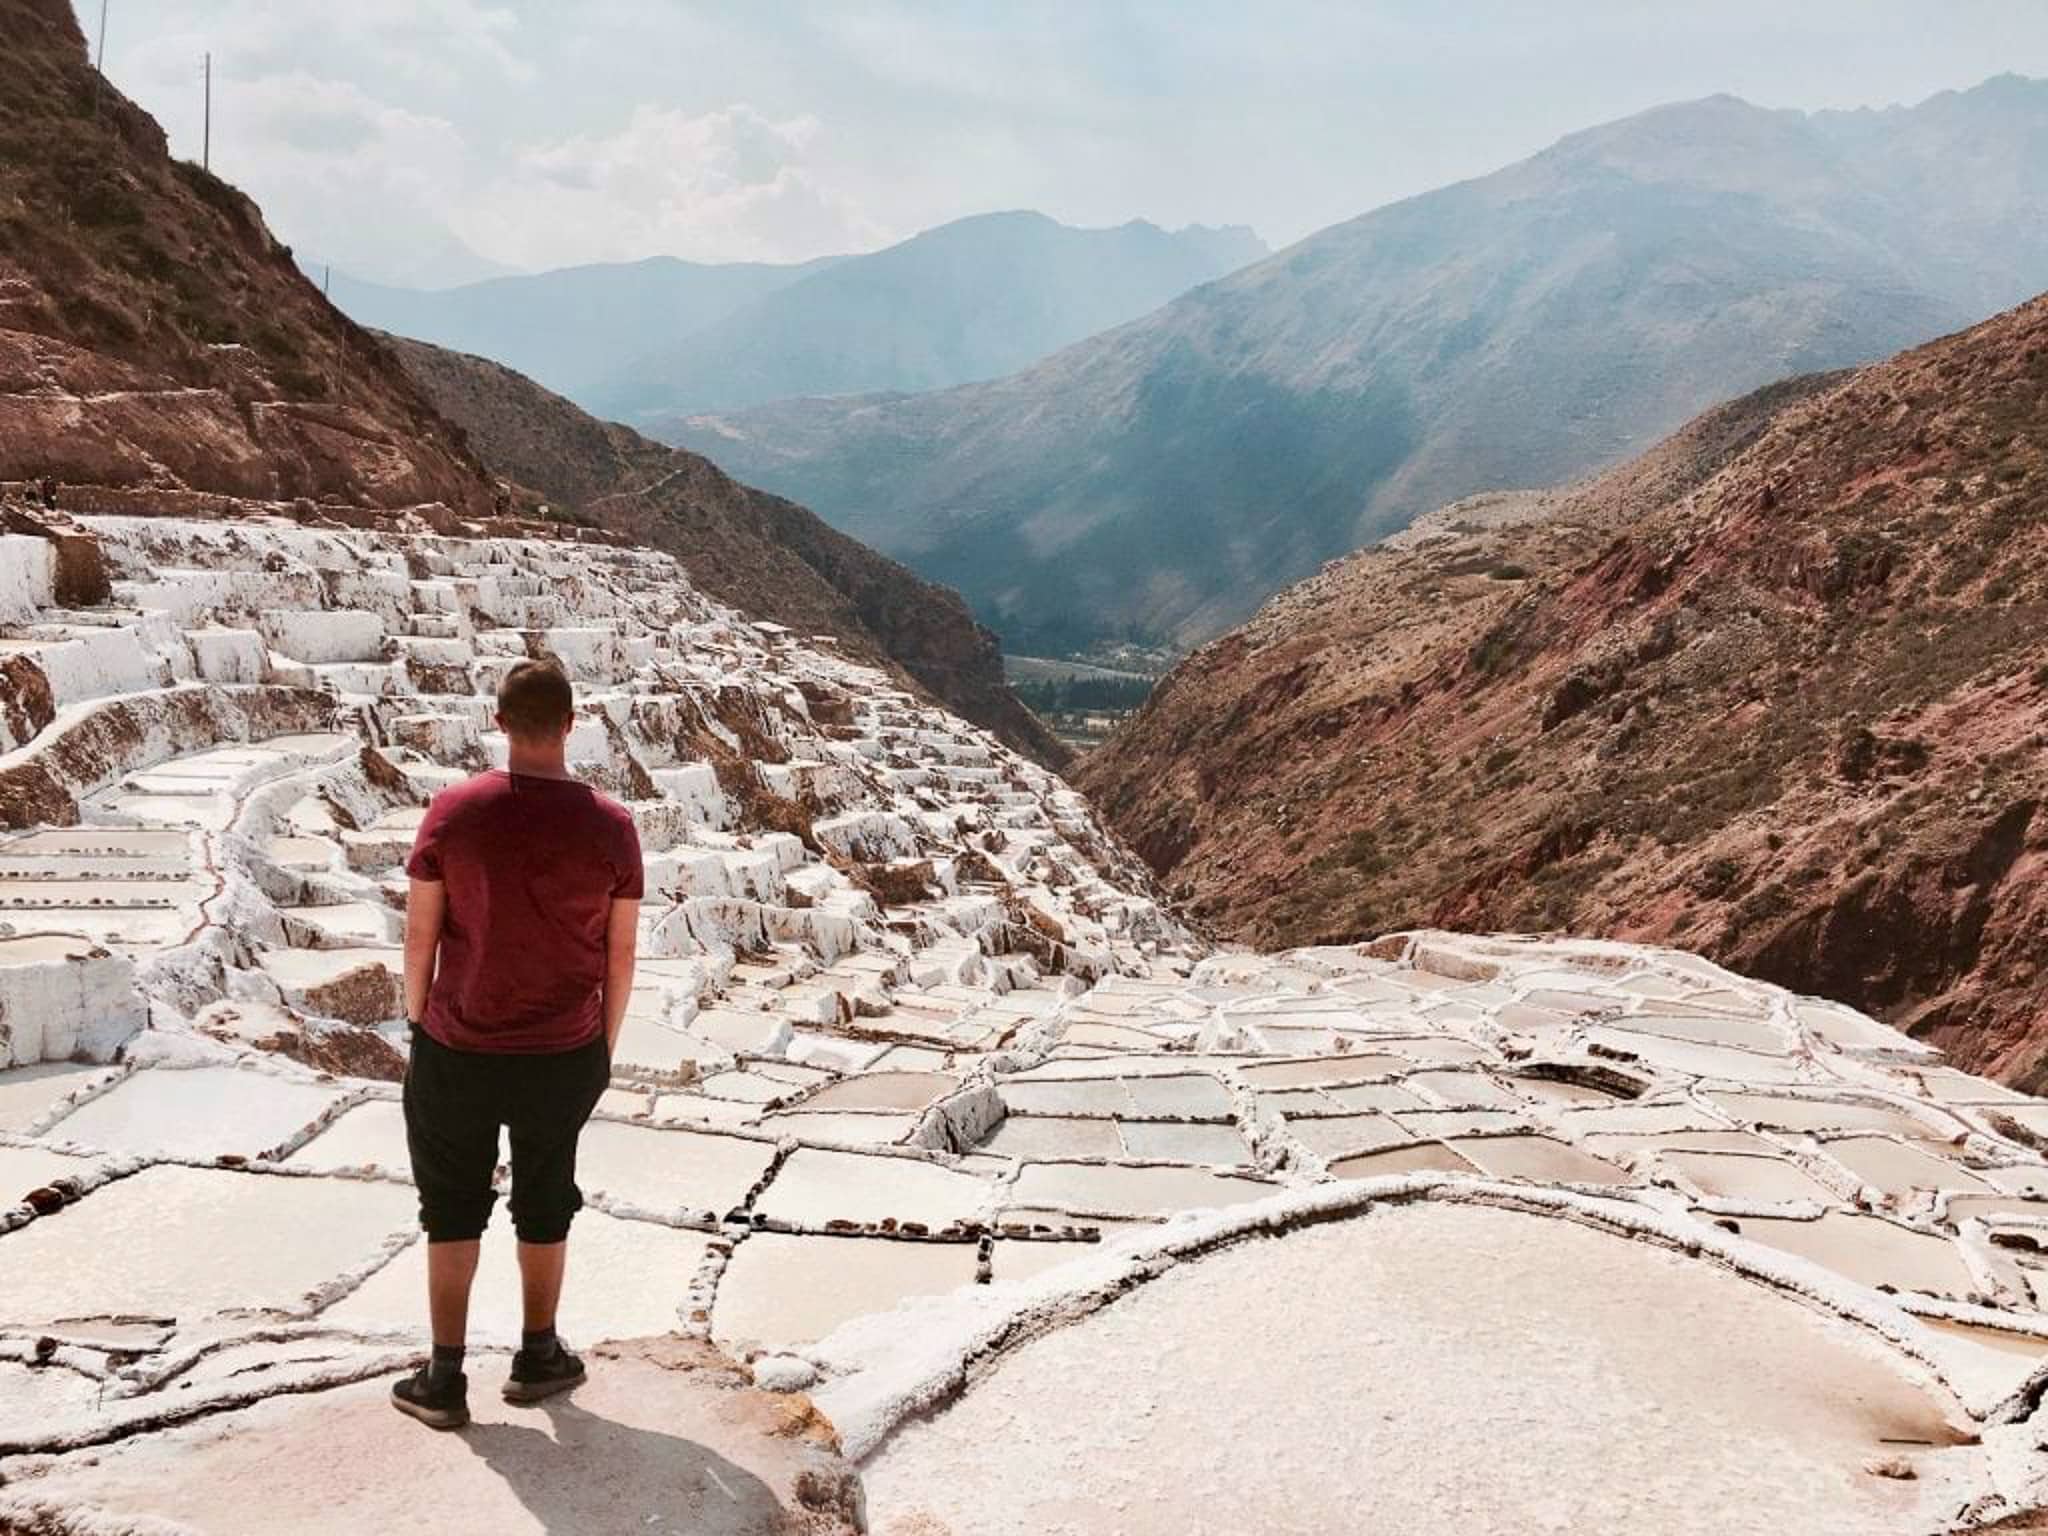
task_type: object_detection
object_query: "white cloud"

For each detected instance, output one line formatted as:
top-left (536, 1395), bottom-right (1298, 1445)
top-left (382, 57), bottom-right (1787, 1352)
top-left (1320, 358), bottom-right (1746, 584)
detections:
top-left (99, 0), bottom-right (891, 279)
top-left (95, 0), bottom-right (537, 284)
top-left (151, 68), bottom-right (493, 285)
top-left (459, 104), bottom-right (890, 269)
top-left (527, 104), bottom-right (817, 192)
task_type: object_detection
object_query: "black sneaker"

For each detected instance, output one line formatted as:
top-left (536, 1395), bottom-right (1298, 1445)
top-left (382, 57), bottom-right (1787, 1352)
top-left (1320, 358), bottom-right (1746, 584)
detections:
top-left (503, 1340), bottom-right (587, 1403)
top-left (391, 1364), bottom-right (470, 1430)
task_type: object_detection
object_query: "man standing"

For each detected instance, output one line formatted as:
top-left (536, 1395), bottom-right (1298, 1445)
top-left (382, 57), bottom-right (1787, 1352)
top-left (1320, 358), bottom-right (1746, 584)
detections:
top-left (391, 658), bottom-right (643, 1430)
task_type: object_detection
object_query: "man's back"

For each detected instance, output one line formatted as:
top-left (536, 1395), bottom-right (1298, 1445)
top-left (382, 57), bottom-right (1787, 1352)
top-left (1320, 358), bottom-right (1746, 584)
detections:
top-left (406, 769), bottom-right (642, 1053)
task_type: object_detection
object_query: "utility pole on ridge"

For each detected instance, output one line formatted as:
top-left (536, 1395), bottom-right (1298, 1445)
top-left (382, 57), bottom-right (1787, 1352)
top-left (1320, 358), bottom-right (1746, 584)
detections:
top-left (91, 0), bottom-right (110, 117)
top-left (203, 51), bottom-right (211, 171)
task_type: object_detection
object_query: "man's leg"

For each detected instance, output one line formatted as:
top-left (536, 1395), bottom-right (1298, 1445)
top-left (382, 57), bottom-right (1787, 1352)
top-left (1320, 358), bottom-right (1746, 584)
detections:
top-left (516, 1236), bottom-right (567, 1335)
top-left (396, 1031), bottom-right (500, 1428)
top-left (430, 1238), bottom-right (483, 1347)
top-left (501, 1034), bottom-right (609, 1402)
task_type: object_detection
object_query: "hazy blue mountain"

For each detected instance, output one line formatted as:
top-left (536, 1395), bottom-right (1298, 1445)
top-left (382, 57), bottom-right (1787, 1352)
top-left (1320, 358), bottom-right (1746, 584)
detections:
top-left (321, 254), bottom-right (841, 405)
top-left (657, 77), bottom-right (2048, 657)
top-left (586, 211), bottom-right (1267, 419)
top-left (305, 219), bottom-right (518, 292)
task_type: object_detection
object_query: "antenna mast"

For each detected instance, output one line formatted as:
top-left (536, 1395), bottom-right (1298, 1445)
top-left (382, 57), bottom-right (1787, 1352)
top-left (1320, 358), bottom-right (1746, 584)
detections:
top-left (202, 51), bottom-right (211, 171)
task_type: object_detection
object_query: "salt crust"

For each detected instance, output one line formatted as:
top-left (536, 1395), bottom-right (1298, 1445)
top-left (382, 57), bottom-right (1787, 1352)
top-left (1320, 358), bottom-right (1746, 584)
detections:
top-left (4, 520), bottom-right (2048, 1528)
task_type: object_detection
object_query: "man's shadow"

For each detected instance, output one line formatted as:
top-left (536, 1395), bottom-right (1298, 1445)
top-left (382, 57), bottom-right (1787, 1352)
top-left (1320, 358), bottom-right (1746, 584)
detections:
top-left (462, 1396), bottom-right (797, 1535)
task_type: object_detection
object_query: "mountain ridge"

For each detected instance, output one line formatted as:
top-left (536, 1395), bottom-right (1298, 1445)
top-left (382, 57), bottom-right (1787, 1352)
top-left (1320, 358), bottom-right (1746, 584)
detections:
top-left (586, 210), bottom-right (1266, 420)
top-left (321, 252), bottom-right (844, 408)
top-left (327, 212), bottom-right (1265, 426)
top-left (660, 77), bottom-right (2048, 656)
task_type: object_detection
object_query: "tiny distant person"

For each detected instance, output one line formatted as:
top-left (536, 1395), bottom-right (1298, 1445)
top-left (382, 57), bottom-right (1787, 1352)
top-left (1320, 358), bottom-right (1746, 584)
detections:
top-left (37, 476), bottom-right (56, 511)
top-left (391, 658), bottom-right (643, 1430)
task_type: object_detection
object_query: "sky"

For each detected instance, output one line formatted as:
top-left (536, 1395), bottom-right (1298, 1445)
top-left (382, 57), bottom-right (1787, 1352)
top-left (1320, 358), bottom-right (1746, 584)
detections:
top-left (85, 0), bottom-right (2048, 289)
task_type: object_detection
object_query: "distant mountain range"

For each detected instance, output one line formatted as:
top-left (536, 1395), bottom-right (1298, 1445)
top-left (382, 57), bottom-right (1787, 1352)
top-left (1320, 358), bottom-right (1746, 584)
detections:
top-left (659, 76), bottom-right (2048, 656)
top-left (323, 213), bottom-right (1265, 424)
top-left (318, 255), bottom-right (842, 411)
top-left (586, 212), bottom-right (1266, 419)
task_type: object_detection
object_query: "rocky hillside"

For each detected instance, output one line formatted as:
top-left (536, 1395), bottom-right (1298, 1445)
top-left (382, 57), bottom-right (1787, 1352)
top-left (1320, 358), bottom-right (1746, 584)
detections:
top-left (0, 0), bottom-right (488, 515)
top-left (587, 212), bottom-right (1266, 420)
top-left (1080, 296), bottom-right (2048, 1087)
top-left (387, 337), bottom-right (1068, 767)
top-left (0, 0), bottom-right (1058, 767)
top-left (664, 79), bottom-right (2048, 656)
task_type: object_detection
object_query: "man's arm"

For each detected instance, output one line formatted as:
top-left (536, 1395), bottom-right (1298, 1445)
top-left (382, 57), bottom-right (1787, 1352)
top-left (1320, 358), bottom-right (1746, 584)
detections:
top-left (602, 897), bottom-right (640, 1055)
top-left (403, 878), bottom-right (447, 1025)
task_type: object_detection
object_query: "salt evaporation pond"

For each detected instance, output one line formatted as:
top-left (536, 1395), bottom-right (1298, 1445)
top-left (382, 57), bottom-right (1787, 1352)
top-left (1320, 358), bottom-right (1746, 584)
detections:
top-left (859, 1203), bottom-right (1976, 1536)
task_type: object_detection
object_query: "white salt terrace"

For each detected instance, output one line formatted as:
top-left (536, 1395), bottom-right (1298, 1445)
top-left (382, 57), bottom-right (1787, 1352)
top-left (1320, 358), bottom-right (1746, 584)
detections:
top-left (1, 518), bottom-right (2048, 1531)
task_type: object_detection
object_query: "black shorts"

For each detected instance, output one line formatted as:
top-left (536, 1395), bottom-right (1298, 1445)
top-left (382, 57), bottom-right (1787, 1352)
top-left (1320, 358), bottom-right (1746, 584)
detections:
top-left (402, 1028), bottom-right (610, 1245)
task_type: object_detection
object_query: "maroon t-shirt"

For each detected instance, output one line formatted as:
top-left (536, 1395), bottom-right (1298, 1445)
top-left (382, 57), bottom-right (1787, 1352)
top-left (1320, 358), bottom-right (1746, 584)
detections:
top-left (406, 771), bottom-right (643, 1054)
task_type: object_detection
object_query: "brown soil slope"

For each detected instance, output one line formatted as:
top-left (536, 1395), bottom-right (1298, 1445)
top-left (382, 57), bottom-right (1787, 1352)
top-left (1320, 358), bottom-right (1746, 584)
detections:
top-left (388, 337), bottom-right (1069, 768)
top-left (0, 0), bottom-right (488, 514)
top-left (1081, 298), bottom-right (2048, 1085)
